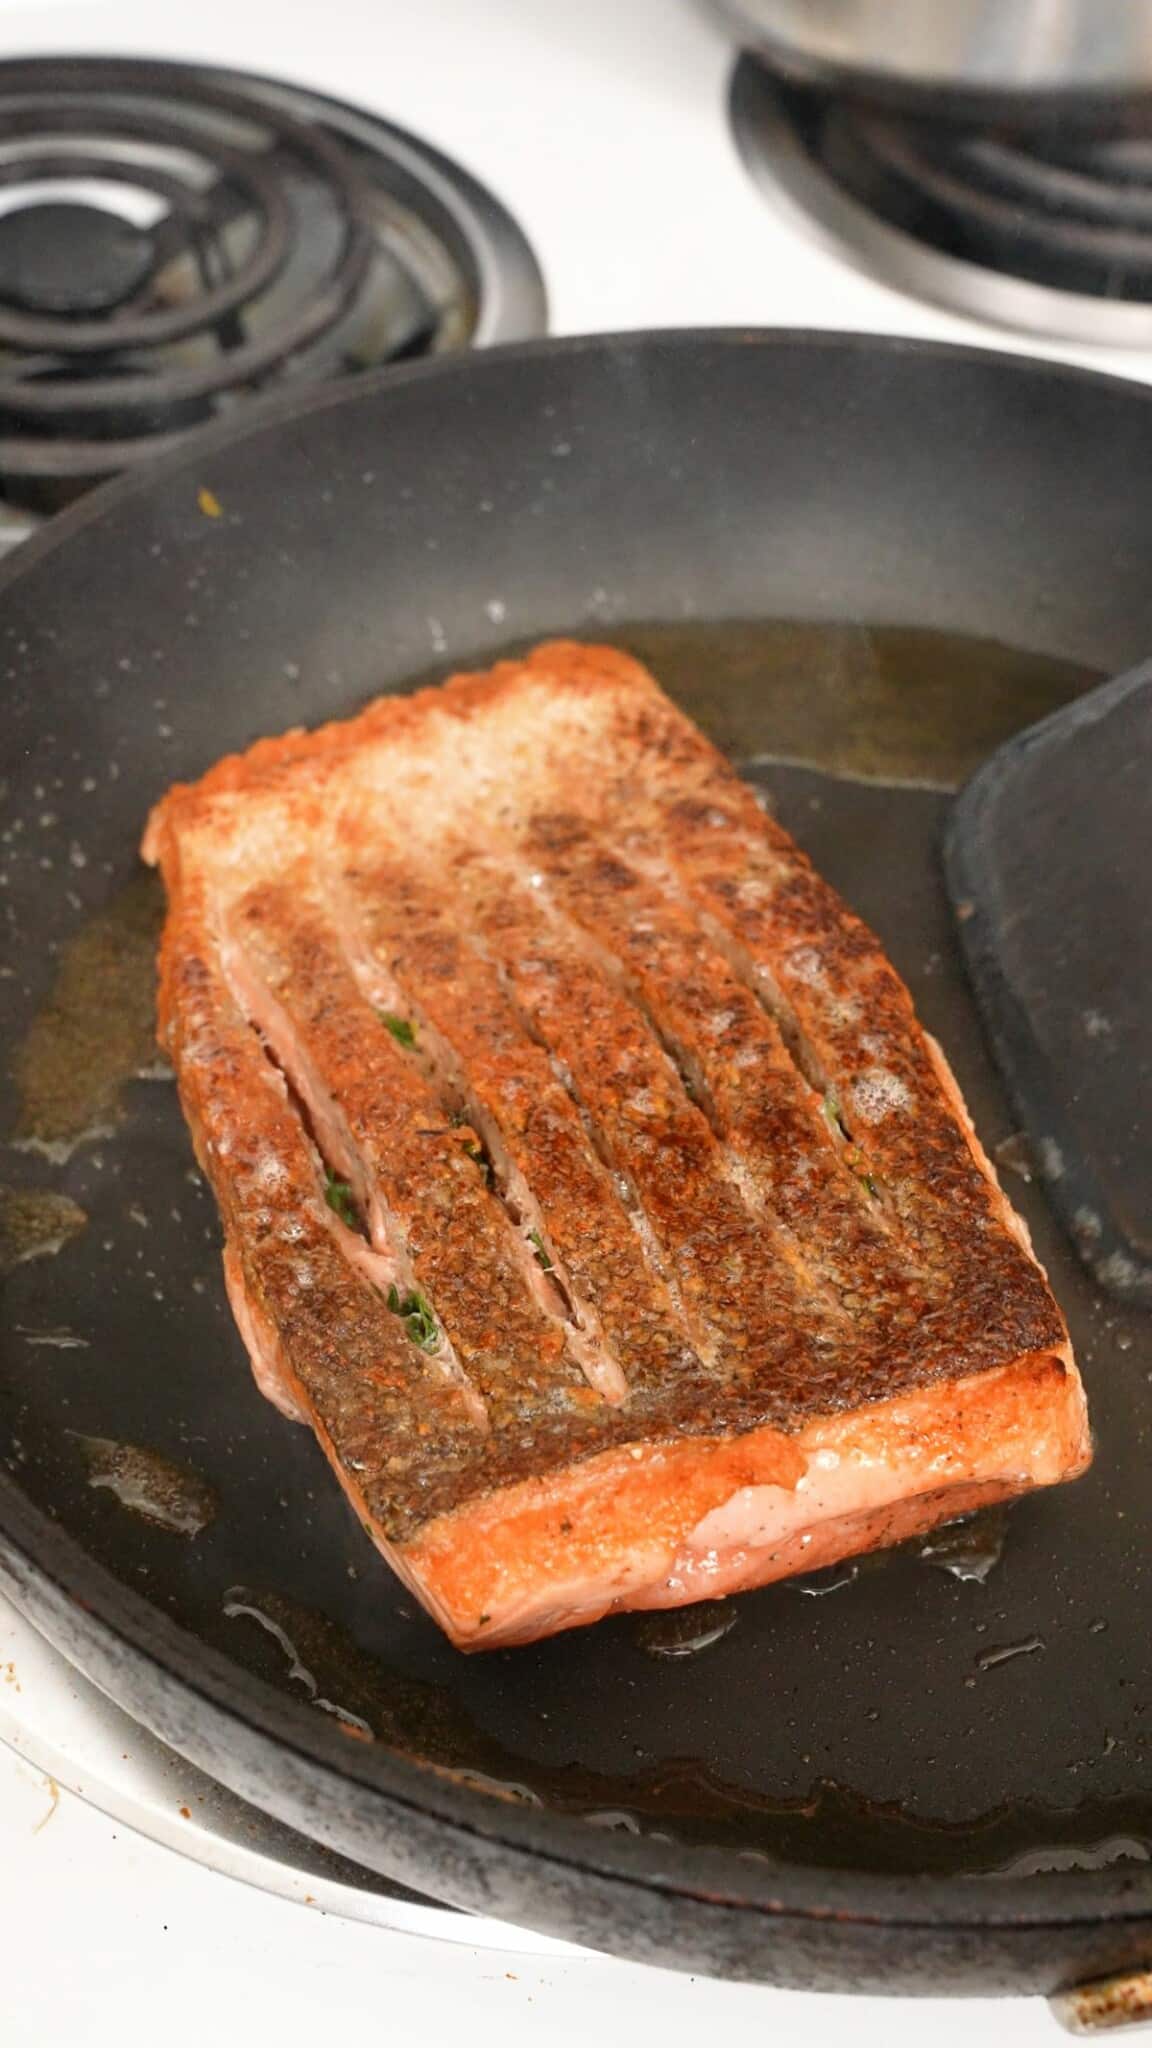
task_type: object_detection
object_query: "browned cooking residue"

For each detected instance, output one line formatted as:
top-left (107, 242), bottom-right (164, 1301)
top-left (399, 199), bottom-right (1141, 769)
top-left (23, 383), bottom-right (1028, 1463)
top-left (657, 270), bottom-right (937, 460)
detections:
top-left (0, 1189), bottom-right (87, 1272)
top-left (33, 1777), bottom-right (59, 1834)
top-left (77, 1435), bottom-right (217, 1537)
top-left (13, 869), bottom-right (166, 1159)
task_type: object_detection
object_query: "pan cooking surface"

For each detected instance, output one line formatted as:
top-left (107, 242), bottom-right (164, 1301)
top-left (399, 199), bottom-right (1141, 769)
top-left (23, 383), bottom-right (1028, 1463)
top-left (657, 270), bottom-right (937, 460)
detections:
top-left (4, 612), bottom-right (1144, 1877)
top-left (1, 336), bottom-right (1152, 1976)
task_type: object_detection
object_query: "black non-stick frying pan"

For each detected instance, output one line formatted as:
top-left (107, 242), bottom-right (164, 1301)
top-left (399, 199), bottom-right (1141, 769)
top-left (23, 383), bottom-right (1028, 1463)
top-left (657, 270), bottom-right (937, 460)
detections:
top-left (2, 331), bottom-right (1151, 1999)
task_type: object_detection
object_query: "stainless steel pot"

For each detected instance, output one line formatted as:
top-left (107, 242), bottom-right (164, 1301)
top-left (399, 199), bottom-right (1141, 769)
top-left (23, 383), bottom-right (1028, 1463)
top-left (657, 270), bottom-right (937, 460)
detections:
top-left (709, 0), bottom-right (1152, 118)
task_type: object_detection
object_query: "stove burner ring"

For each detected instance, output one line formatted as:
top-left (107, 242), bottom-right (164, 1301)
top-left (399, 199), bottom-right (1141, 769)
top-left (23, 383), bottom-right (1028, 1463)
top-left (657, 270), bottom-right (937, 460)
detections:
top-left (0, 199), bottom-right (159, 316)
top-left (0, 55), bottom-right (546, 516)
top-left (0, 112), bottom-right (295, 350)
top-left (825, 110), bottom-right (1152, 300)
top-left (730, 54), bottom-right (1152, 346)
top-left (0, 83), bottom-right (374, 418)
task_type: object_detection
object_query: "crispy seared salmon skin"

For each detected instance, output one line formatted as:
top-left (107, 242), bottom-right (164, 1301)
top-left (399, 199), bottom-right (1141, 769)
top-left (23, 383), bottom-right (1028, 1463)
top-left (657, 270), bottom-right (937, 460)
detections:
top-left (143, 642), bottom-right (1090, 1649)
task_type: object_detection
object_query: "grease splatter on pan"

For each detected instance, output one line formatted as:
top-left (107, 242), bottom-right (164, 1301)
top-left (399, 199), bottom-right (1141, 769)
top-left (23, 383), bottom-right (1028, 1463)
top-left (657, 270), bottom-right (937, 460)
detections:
top-left (636, 1603), bottom-right (738, 1659)
top-left (77, 1436), bottom-right (217, 1537)
top-left (223, 1590), bottom-right (373, 1736)
top-left (918, 1506), bottom-right (1009, 1585)
top-left (12, 870), bottom-right (166, 1160)
top-left (0, 1188), bottom-right (87, 1271)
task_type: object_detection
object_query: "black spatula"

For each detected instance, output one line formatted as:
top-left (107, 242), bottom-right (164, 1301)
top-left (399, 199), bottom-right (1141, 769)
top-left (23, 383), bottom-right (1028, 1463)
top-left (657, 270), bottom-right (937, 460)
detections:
top-left (944, 659), bottom-right (1152, 1308)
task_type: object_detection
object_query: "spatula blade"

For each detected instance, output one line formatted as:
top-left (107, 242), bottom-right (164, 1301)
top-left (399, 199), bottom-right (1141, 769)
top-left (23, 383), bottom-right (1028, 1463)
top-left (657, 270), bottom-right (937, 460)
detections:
top-left (945, 659), bottom-right (1152, 1307)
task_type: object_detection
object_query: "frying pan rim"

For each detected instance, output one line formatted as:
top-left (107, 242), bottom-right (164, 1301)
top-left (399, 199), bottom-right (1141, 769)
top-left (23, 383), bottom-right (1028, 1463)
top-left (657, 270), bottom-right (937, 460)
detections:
top-left (2, 322), bottom-right (1152, 611)
top-left (2, 326), bottom-right (1149, 1941)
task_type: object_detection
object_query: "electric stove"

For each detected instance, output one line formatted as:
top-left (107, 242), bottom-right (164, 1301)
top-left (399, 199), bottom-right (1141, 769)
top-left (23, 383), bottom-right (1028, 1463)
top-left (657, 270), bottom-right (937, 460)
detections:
top-left (3, 1), bottom-right (1151, 2040)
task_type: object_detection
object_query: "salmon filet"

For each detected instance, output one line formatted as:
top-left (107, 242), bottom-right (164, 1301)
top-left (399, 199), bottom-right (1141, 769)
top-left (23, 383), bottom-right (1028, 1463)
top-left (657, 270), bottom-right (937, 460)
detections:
top-left (143, 641), bottom-right (1090, 1649)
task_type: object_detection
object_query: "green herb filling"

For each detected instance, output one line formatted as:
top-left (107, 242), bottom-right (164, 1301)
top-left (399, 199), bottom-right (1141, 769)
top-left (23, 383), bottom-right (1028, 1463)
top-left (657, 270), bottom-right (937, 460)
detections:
top-left (379, 1011), bottom-right (416, 1047)
top-left (386, 1284), bottom-right (440, 1352)
top-left (324, 1171), bottom-right (359, 1230)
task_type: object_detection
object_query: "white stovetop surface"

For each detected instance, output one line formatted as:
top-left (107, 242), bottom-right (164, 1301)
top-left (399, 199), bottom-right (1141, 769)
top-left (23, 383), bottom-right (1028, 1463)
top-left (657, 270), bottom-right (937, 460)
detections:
top-left (0, 1685), bottom-right (1060, 2048)
top-left (0, 1607), bottom-right (1062, 2048)
top-left (1, 1), bottom-right (1146, 2040)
